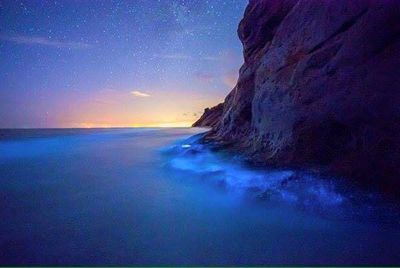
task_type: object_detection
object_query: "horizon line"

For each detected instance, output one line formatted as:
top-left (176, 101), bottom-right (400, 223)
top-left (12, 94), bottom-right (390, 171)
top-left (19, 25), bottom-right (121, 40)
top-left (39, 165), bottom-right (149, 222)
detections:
top-left (0, 126), bottom-right (202, 130)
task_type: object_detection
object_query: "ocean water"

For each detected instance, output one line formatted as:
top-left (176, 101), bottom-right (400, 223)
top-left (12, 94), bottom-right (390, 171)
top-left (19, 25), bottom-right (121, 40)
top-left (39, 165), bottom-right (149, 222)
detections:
top-left (0, 127), bottom-right (399, 265)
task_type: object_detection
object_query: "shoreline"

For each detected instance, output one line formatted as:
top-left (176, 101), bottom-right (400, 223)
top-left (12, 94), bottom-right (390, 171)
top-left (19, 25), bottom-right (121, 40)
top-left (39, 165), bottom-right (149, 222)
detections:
top-left (194, 129), bottom-right (400, 198)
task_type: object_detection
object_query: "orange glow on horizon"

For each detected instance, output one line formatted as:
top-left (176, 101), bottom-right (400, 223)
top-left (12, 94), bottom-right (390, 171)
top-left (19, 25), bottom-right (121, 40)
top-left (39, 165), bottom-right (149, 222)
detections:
top-left (22, 85), bottom-right (222, 129)
top-left (132, 121), bottom-right (193, 128)
top-left (46, 86), bottom-right (219, 129)
top-left (77, 121), bottom-right (194, 128)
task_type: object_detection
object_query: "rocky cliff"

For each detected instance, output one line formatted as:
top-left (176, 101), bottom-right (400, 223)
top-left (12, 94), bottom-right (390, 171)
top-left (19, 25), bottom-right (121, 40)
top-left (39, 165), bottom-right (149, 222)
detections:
top-left (197, 0), bottom-right (400, 191)
top-left (192, 103), bottom-right (224, 128)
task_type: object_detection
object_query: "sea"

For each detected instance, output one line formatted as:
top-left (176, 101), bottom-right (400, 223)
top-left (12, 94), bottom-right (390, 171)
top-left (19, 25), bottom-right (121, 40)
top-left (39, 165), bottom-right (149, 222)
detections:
top-left (0, 127), bottom-right (399, 265)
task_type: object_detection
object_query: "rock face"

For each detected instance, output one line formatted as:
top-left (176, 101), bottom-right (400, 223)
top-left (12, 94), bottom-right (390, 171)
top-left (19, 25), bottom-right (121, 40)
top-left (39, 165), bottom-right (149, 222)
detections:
top-left (192, 103), bottom-right (224, 128)
top-left (197, 0), bottom-right (400, 191)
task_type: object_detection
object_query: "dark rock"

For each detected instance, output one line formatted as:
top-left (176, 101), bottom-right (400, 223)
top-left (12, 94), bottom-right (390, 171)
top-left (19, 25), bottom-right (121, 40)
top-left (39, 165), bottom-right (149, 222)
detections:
top-left (192, 103), bottom-right (224, 128)
top-left (194, 0), bottom-right (400, 193)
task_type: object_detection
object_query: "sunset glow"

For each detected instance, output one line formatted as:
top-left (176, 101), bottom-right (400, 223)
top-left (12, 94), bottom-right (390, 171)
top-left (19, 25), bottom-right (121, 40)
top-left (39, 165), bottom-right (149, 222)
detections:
top-left (0, 1), bottom-right (246, 128)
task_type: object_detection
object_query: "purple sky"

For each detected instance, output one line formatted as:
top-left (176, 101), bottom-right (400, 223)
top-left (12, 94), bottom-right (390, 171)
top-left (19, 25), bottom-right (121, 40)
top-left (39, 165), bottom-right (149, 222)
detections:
top-left (0, 0), bottom-right (248, 128)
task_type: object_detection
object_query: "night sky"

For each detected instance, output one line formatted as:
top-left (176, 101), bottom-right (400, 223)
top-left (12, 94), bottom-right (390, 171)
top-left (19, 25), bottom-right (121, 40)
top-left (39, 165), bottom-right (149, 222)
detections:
top-left (0, 0), bottom-right (248, 128)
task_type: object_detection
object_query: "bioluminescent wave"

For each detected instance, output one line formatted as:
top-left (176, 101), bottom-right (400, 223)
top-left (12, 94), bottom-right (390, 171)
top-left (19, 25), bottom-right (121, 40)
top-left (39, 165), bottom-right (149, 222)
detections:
top-left (163, 133), bottom-right (400, 222)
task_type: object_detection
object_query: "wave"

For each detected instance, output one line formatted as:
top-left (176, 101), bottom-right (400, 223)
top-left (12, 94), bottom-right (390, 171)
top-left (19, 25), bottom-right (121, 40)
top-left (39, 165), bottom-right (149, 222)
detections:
top-left (162, 134), bottom-right (400, 222)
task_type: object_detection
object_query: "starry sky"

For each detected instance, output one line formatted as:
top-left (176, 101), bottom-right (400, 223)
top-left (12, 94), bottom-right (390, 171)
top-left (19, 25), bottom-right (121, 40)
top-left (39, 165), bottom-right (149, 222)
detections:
top-left (0, 0), bottom-right (248, 128)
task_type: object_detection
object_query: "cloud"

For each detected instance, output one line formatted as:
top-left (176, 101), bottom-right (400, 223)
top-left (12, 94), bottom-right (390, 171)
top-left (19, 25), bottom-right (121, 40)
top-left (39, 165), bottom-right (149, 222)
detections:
top-left (130, 90), bottom-right (151, 97)
top-left (153, 53), bottom-right (219, 61)
top-left (195, 72), bottom-right (214, 83)
top-left (222, 70), bottom-right (238, 88)
top-left (202, 55), bottom-right (220, 61)
top-left (0, 34), bottom-right (91, 49)
top-left (153, 53), bottom-right (192, 60)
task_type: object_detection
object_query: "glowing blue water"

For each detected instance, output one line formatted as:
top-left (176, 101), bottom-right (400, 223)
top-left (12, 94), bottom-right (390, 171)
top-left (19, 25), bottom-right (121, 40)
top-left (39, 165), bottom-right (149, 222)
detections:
top-left (0, 128), bottom-right (399, 265)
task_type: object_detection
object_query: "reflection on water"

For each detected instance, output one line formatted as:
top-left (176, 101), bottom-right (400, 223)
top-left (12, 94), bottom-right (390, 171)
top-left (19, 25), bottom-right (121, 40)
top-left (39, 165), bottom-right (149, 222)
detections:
top-left (0, 128), bottom-right (399, 265)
